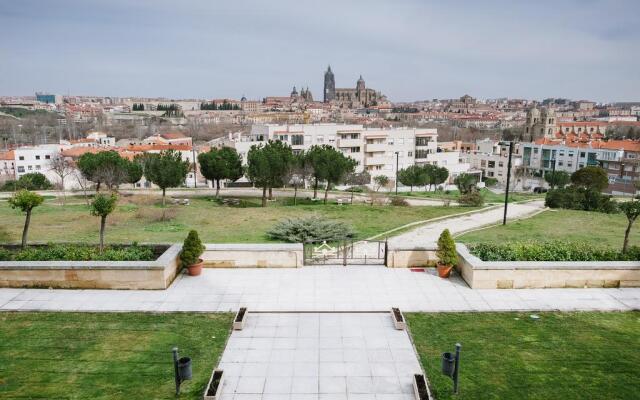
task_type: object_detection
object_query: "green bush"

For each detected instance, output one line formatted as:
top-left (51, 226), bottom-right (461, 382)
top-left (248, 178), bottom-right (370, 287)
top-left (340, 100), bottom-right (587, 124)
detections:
top-left (458, 191), bottom-right (484, 206)
top-left (0, 244), bottom-right (155, 261)
top-left (180, 230), bottom-right (204, 266)
top-left (267, 216), bottom-right (356, 242)
top-left (14, 173), bottom-right (53, 190)
top-left (468, 242), bottom-right (640, 262)
top-left (390, 196), bottom-right (409, 206)
top-left (545, 187), bottom-right (617, 213)
top-left (483, 177), bottom-right (498, 187)
top-left (436, 229), bottom-right (458, 266)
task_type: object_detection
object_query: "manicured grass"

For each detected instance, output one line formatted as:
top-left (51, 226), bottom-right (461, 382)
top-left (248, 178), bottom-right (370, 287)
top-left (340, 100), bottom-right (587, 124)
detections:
top-left (0, 195), bottom-right (475, 244)
top-left (399, 188), bottom-right (544, 203)
top-left (458, 209), bottom-right (638, 249)
top-left (406, 312), bottom-right (640, 400)
top-left (0, 312), bottom-right (232, 399)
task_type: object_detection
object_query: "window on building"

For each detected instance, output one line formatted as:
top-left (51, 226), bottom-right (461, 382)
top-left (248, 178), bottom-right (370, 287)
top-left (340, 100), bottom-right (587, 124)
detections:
top-left (498, 162), bottom-right (504, 168)
top-left (45, 155), bottom-right (51, 159)
top-left (35, 165), bottom-right (40, 170)
top-left (350, 133), bottom-right (359, 139)
top-left (415, 137), bottom-right (432, 146)
top-left (488, 161), bottom-right (495, 168)
top-left (481, 160), bottom-right (486, 167)
top-left (415, 149), bottom-right (431, 159)
top-left (567, 162), bottom-right (573, 168)
top-left (533, 148), bottom-right (539, 154)
top-left (17, 166), bottom-right (24, 173)
top-left (28, 165), bottom-right (33, 170)
top-left (350, 147), bottom-right (360, 153)
top-left (291, 135), bottom-right (304, 146)
top-left (19, 156), bottom-right (24, 160)
top-left (408, 151), bottom-right (413, 157)
top-left (35, 155), bottom-right (41, 160)
top-left (580, 152), bottom-right (586, 158)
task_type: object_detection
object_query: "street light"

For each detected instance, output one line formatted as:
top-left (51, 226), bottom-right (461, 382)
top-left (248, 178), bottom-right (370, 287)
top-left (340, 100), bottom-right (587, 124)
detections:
top-left (395, 151), bottom-right (399, 195)
top-left (498, 141), bottom-right (514, 225)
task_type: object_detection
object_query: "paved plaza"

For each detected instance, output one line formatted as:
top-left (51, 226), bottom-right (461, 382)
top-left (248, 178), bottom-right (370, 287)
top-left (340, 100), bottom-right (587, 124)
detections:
top-left (218, 312), bottom-right (420, 400)
top-left (1, 267), bottom-right (638, 312)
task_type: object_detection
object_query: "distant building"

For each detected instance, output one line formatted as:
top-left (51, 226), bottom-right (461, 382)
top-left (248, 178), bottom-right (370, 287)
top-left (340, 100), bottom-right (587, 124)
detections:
top-left (323, 66), bottom-right (386, 108)
top-left (35, 92), bottom-right (62, 105)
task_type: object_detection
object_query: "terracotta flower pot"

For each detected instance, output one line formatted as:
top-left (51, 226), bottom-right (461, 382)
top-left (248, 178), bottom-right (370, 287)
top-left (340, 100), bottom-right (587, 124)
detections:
top-left (187, 259), bottom-right (204, 276)
top-left (437, 263), bottom-right (453, 278)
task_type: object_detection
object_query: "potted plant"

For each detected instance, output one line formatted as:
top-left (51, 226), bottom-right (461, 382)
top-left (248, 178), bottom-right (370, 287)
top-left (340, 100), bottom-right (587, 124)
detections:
top-left (436, 229), bottom-right (457, 278)
top-left (180, 230), bottom-right (205, 276)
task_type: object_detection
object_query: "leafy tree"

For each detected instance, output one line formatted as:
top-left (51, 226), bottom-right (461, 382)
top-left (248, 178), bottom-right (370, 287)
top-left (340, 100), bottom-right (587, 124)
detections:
top-left (619, 200), bottom-right (640, 253)
top-left (198, 147), bottom-right (244, 197)
top-left (454, 173), bottom-right (478, 195)
top-left (126, 156), bottom-right (144, 185)
top-left (50, 155), bottom-right (73, 204)
top-left (246, 141), bottom-right (294, 207)
top-left (77, 151), bottom-right (132, 191)
top-left (90, 193), bottom-right (118, 253)
top-left (398, 165), bottom-right (424, 192)
top-left (284, 151), bottom-right (313, 205)
top-left (141, 149), bottom-right (190, 206)
top-left (571, 166), bottom-right (608, 192)
top-left (433, 166), bottom-right (449, 189)
top-left (14, 172), bottom-right (53, 190)
top-left (544, 170), bottom-right (571, 189)
top-left (306, 145), bottom-right (329, 199)
top-left (373, 175), bottom-right (390, 192)
top-left (317, 148), bottom-right (356, 204)
top-left (8, 190), bottom-right (44, 248)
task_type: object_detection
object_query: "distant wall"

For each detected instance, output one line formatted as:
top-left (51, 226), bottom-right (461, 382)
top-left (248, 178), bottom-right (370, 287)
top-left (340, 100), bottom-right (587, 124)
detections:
top-left (202, 243), bottom-right (303, 268)
top-left (0, 244), bottom-right (180, 290)
top-left (456, 244), bottom-right (640, 289)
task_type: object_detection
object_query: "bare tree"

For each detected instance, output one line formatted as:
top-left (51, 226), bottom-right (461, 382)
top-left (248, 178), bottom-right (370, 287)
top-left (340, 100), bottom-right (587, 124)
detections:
top-left (73, 169), bottom-right (91, 205)
top-left (50, 155), bottom-right (74, 205)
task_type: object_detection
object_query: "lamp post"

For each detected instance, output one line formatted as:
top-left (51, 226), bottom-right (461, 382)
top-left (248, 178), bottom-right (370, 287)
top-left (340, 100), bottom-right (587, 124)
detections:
top-left (499, 141), bottom-right (514, 225)
top-left (395, 151), bottom-right (399, 195)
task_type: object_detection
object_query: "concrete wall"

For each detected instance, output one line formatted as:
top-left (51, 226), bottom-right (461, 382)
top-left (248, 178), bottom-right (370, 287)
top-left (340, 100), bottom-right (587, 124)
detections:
top-left (0, 244), bottom-right (181, 290)
top-left (202, 244), bottom-right (303, 268)
top-left (386, 246), bottom-right (437, 268)
top-left (456, 244), bottom-right (640, 289)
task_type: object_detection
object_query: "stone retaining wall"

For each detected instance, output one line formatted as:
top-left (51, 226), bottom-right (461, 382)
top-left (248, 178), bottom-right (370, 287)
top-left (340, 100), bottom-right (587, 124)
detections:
top-left (456, 244), bottom-right (640, 289)
top-left (386, 246), bottom-right (437, 268)
top-left (0, 244), bottom-right (181, 290)
top-left (202, 243), bottom-right (303, 268)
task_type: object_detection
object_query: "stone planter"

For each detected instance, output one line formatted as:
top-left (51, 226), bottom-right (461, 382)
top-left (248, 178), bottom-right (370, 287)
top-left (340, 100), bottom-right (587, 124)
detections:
top-left (187, 259), bottom-right (204, 276)
top-left (413, 373), bottom-right (431, 400)
top-left (203, 369), bottom-right (224, 400)
top-left (391, 307), bottom-right (406, 330)
top-left (233, 307), bottom-right (247, 330)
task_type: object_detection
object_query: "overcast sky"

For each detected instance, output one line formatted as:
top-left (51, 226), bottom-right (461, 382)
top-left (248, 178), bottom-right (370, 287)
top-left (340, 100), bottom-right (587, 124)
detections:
top-left (1, 0), bottom-right (638, 102)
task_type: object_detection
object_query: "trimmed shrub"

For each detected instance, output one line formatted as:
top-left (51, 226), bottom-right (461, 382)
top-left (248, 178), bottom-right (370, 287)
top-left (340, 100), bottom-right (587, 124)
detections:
top-left (458, 191), bottom-right (484, 207)
top-left (180, 230), bottom-right (205, 267)
top-left (436, 229), bottom-right (458, 266)
top-left (545, 187), bottom-right (617, 213)
top-left (267, 216), bottom-right (356, 242)
top-left (390, 196), bottom-right (409, 207)
top-left (468, 242), bottom-right (640, 262)
top-left (0, 244), bottom-right (155, 261)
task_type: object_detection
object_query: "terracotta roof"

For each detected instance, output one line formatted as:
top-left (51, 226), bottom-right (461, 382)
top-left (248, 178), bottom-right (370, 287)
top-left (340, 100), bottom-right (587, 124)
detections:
top-left (160, 132), bottom-right (188, 140)
top-left (557, 121), bottom-right (608, 127)
top-left (125, 144), bottom-right (192, 152)
top-left (61, 147), bottom-right (140, 161)
top-left (0, 150), bottom-right (14, 160)
top-left (599, 140), bottom-right (640, 152)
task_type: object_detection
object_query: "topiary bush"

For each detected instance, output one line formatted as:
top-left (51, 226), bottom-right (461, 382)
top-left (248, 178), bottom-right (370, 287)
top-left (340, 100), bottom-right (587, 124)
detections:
top-left (267, 216), bottom-right (356, 242)
top-left (436, 229), bottom-right (458, 266)
top-left (468, 241), bottom-right (640, 262)
top-left (180, 230), bottom-right (205, 266)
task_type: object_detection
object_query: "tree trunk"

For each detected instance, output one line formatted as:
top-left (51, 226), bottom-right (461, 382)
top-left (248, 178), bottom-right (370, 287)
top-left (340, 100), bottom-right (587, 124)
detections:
top-left (294, 185), bottom-right (298, 206)
top-left (351, 189), bottom-right (354, 204)
top-left (324, 183), bottom-right (329, 204)
top-left (313, 178), bottom-right (318, 199)
top-left (215, 179), bottom-right (220, 198)
top-left (96, 181), bottom-right (101, 193)
top-left (99, 215), bottom-right (106, 253)
top-left (162, 188), bottom-right (166, 207)
top-left (410, 185), bottom-right (413, 192)
top-left (261, 186), bottom-right (267, 207)
top-left (623, 220), bottom-right (634, 253)
top-left (61, 177), bottom-right (66, 206)
top-left (268, 186), bottom-right (273, 200)
top-left (21, 209), bottom-right (31, 249)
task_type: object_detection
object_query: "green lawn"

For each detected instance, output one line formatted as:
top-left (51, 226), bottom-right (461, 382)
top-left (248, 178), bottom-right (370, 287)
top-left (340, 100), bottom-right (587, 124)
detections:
top-left (458, 209), bottom-right (638, 249)
top-left (398, 188), bottom-right (544, 203)
top-left (406, 312), bottom-right (640, 400)
top-left (0, 312), bottom-right (232, 399)
top-left (0, 195), bottom-right (475, 244)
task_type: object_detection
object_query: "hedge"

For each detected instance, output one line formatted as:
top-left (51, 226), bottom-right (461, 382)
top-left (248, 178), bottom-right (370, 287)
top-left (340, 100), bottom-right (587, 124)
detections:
top-left (468, 241), bottom-right (640, 262)
top-left (0, 244), bottom-right (156, 262)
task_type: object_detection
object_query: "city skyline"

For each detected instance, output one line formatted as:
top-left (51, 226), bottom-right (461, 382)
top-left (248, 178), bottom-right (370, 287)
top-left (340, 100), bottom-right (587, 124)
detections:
top-left (1, 0), bottom-right (639, 102)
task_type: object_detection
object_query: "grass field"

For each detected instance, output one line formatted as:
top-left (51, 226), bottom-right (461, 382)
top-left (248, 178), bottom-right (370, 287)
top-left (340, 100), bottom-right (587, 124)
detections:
top-left (398, 188), bottom-right (544, 203)
top-left (458, 209), bottom-right (638, 249)
top-left (406, 312), bottom-right (640, 400)
top-left (0, 312), bottom-right (233, 400)
top-left (0, 195), bottom-right (475, 244)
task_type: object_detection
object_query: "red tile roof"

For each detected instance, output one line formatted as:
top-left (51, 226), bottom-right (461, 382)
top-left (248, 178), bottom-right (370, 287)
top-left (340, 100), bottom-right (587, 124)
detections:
top-left (0, 150), bottom-right (14, 160)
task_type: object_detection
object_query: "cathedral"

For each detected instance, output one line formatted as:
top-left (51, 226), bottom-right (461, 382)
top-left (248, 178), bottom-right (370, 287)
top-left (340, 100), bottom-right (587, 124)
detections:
top-left (323, 66), bottom-right (386, 108)
top-left (524, 106), bottom-right (557, 141)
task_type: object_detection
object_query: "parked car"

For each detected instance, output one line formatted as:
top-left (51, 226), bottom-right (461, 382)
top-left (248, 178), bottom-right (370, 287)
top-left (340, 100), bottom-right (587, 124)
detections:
top-left (533, 186), bottom-right (548, 194)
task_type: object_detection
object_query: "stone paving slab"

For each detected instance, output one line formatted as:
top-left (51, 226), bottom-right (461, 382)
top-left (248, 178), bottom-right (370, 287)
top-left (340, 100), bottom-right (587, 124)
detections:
top-left (217, 312), bottom-right (419, 400)
top-left (1, 267), bottom-right (638, 312)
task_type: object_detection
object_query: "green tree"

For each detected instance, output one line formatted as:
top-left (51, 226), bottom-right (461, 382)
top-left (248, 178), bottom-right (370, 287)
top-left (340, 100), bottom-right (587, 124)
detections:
top-left (436, 229), bottom-right (457, 266)
top-left (433, 166), bottom-right (449, 190)
top-left (142, 149), bottom-right (190, 206)
top-left (284, 151), bottom-right (313, 205)
top-left (619, 200), bottom-right (640, 253)
top-left (126, 157), bottom-right (144, 185)
top-left (198, 147), bottom-right (244, 197)
top-left (15, 172), bottom-right (53, 190)
top-left (454, 173), bottom-right (478, 195)
top-left (77, 151), bottom-right (132, 191)
top-left (306, 145), bottom-right (329, 199)
top-left (320, 148), bottom-right (356, 204)
top-left (398, 165), bottom-right (424, 192)
top-left (571, 166), bottom-right (608, 192)
top-left (8, 190), bottom-right (44, 248)
top-left (90, 193), bottom-right (118, 253)
top-left (544, 170), bottom-right (571, 189)
top-left (246, 141), bottom-right (294, 207)
top-left (373, 175), bottom-right (390, 192)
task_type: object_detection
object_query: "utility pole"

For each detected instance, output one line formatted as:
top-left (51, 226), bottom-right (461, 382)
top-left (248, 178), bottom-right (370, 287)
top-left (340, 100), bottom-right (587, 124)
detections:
top-left (395, 151), bottom-right (399, 195)
top-left (502, 141), bottom-right (513, 225)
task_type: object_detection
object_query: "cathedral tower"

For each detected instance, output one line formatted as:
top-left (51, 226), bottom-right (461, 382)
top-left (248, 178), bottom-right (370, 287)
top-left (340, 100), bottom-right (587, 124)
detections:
top-left (324, 65), bottom-right (335, 103)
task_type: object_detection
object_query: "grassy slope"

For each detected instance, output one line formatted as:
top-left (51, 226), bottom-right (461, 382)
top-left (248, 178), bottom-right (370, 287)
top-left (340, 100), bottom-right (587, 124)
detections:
top-left (458, 209), bottom-right (638, 249)
top-left (0, 312), bottom-right (233, 400)
top-left (399, 188), bottom-right (544, 203)
top-left (406, 312), bottom-right (640, 400)
top-left (0, 196), bottom-right (473, 244)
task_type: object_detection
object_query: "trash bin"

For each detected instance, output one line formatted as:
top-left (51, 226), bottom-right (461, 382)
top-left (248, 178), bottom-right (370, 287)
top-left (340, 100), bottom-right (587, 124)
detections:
top-left (441, 352), bottom-right (455, 377)
top-left (178, 357), bottom-right (192, 380)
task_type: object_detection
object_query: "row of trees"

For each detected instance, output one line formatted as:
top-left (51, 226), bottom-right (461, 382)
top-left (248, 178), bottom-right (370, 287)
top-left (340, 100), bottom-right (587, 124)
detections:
top-left (200, 101), bottom-right (241, 111)
top-left (397, 164), bottom-right (449, 192)
top-left (132, 103), bottom-right (145, 111)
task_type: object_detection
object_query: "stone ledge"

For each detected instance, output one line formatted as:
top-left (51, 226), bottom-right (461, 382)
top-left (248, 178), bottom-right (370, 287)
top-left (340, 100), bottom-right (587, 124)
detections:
top-left (204, 243), bottom-right (303, 251)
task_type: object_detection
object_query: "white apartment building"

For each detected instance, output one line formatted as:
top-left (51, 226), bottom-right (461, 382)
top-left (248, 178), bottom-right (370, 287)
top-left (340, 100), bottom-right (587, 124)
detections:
top-left (463, 139), bottom-right (523, 185)
top-left (521, 141), bottom-right (600, 175)
top-left (220, 124), bottom-right (473, 185)
top-left (14, 144), bottom-right (70, 185)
